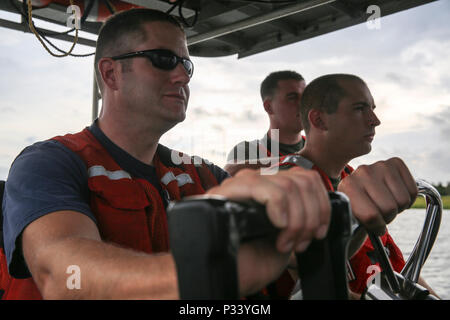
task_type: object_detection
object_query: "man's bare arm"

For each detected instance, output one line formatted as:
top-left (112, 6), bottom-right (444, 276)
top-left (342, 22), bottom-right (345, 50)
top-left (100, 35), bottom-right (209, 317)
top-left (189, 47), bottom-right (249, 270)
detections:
top-left (22, 210), bottom-right (179, 299)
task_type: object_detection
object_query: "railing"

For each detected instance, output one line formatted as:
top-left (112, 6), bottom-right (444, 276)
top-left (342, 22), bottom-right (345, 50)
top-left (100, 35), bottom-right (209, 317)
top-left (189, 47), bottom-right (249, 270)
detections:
top-left (364, 179), bottom-right (442, 300)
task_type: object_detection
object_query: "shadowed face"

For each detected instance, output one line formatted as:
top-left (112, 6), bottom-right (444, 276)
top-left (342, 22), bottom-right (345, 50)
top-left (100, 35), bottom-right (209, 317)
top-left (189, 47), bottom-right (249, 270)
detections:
top-left (324, 79), bottom-right (381, 159)
top-left (267, 79), bottom-right (306, 134)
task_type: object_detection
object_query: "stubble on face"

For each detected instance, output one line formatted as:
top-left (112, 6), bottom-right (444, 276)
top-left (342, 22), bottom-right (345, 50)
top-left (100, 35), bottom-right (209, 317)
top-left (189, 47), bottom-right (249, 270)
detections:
top-left (120, 22), bottom-right (190, 130)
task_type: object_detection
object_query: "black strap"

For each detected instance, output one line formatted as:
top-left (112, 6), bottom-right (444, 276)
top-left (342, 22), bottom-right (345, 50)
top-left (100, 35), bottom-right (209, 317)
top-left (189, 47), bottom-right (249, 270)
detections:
top-left (344, 165), bottom-right (352, 175)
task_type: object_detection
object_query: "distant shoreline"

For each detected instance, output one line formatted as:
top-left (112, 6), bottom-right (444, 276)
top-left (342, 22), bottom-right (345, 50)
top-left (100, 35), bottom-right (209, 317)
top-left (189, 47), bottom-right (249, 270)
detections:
top-left (412, 195), bottom-right (450, 210)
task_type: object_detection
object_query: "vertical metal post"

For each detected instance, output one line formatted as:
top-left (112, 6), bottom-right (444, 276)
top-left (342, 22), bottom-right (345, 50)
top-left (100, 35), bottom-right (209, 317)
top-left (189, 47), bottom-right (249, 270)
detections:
top-left (92, 71), bottom-right (99, 122)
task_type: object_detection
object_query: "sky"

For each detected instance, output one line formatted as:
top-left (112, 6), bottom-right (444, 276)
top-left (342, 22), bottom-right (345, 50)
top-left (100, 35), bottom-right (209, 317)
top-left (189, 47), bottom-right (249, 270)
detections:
top-left (0, 0), bottom-right (449, 185)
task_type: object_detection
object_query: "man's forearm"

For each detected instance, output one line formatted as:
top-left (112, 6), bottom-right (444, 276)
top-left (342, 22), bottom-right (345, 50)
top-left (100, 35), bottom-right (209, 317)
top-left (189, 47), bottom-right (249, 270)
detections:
top-left (237, 237), bottom-right (289, 296)
top-left (31, 237), bottom-right (179, 299)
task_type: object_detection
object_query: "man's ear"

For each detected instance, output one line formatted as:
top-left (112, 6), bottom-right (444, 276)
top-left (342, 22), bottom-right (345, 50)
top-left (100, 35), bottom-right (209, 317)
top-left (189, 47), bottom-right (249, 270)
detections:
top-left (98, 58), bottom-right (119, 91)
top-left (308, 109), bottom-right (328, 131)
top-left (263, 98), bottom-right (273, 115)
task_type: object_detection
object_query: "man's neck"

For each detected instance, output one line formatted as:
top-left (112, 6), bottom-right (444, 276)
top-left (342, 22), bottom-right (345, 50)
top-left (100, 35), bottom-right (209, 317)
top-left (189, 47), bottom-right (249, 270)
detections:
top-left (267, 128), bottom-right (302, 145)
top-left (299, 141), bottom-right (349, 179)
top-left (98, 114), bottom-right (163, 166)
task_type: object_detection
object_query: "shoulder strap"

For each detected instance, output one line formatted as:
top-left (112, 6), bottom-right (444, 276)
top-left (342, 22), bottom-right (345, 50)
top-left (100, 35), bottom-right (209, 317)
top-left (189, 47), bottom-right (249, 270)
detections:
top-left (343, 164), bottom-right (354, 176)
top-left (52, 128), bottom-right (125, 174)
top-left (157, 145), bottom-right (219, 191)
top-left (279, 154), bottom-right (314, 170)
top-left (194, 163), bottom-right (219, 191)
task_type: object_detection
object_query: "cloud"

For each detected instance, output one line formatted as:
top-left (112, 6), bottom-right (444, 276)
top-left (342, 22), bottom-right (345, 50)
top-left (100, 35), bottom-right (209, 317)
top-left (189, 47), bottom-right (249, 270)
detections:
top-left (24, 136), bottom-right (38, 145)
top-left (351, 130), bottom-right (450, 185)
top-left (422, 106), bottom-right (450, 140)
top-left (440, 76), bottom-right (450, 94)
top-left (189, 106), bottom-right (215, 118)
top-left (384, 72), bottom-right (413, 88)
top-left (0, 106), bottom-right (15, 114)
top-left (351, 103), bottom-right (450, 184)
top-left (240, 109), bottom-right (264, 122)
top-left (0, 166), bottom-right (9, 180)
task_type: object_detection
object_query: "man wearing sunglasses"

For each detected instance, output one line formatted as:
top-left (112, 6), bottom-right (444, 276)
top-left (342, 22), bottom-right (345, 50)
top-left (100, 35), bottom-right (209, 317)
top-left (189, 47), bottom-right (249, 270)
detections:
top-left (1, 8), bottom-right (331, 300)
top-left (1, 8), bottom-right (417, 300)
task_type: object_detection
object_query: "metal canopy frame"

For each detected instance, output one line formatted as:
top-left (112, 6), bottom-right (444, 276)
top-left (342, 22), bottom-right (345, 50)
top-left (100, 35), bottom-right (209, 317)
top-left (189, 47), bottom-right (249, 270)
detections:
top-left (0, 0), bottom-right (438, 56)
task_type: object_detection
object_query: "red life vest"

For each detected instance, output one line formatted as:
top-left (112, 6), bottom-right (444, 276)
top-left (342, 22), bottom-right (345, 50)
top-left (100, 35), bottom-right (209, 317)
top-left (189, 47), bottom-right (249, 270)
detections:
top-left (0, 251), bottom-right (41, 300)
top-left (1, 128), bottom-right (218, 299)
top-left (278, 155), bottom-right (405, 295)
top-left (348, 230), bottom-right (405, 294)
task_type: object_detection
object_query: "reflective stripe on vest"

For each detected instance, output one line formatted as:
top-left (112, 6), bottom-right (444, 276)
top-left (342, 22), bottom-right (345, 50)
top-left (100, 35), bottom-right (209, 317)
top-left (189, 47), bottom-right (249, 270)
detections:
top-left (160, 172), bottom-right (194, 187)
top-left (88, 165), bottom-right (132, 180)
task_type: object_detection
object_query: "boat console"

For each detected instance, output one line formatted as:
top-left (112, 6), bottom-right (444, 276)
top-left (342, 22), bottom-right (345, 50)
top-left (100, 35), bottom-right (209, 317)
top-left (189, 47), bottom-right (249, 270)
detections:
top-left (167, 176), bottom-right (442, 300)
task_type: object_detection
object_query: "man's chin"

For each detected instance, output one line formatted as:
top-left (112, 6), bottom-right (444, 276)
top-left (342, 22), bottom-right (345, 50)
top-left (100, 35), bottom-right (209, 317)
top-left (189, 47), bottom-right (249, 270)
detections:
top-left (359, 144), bottom-right (372, 157)
top-left (165, 103), bottom-right (187, 120)
top-left (350, 144), bottom-right (372, 159)
top-left (167, 111), bottom-right (186, 125)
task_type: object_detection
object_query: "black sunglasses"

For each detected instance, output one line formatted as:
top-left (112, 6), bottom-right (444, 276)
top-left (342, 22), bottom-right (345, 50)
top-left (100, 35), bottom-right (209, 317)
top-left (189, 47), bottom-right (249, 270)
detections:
top-left (110, 49), bottom-right (194, 78)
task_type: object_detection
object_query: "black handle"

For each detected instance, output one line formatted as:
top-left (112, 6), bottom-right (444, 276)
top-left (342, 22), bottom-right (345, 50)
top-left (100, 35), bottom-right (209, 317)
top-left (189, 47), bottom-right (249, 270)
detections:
top-left (297, 192), bottom-right (353, 300)
top-left (167, 195), bottom-right (241, 299)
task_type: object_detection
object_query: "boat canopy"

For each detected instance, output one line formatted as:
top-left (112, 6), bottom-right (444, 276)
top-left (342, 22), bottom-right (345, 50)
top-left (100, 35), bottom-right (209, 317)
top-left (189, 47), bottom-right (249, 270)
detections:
top-left (0, 0), bottom-right (438, 58)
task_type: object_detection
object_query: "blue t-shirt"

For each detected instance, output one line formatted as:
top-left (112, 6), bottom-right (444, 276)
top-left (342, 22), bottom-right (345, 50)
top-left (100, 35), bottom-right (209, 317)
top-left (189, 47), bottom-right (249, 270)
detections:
top-left (1, 122), bottom-right (229, 278)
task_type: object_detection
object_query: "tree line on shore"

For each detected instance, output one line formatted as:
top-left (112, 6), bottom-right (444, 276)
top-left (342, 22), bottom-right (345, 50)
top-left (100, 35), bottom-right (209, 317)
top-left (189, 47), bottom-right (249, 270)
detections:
top-left (433, 182), bottom-right (450, 196)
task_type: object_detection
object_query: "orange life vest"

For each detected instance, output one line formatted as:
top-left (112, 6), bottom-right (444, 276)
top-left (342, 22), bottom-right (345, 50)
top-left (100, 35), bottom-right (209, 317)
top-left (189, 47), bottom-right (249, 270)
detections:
top-left (1, 128), bottom-right (218, 299)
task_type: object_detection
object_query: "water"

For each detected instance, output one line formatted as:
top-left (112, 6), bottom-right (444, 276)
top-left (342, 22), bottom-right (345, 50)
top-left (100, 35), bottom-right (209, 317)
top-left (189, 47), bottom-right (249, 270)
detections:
top-left (387, 209), bottom-right (450, 299)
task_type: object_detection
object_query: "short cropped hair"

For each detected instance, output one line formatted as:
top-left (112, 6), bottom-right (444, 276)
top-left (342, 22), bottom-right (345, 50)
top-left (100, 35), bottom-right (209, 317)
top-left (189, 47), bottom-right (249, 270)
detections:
top-left (94, 8), bottom-right (184, 94)
top-left (260, 70), bottom-right (305, 100)
top-left (300, 74), bottom-right (365, 132)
